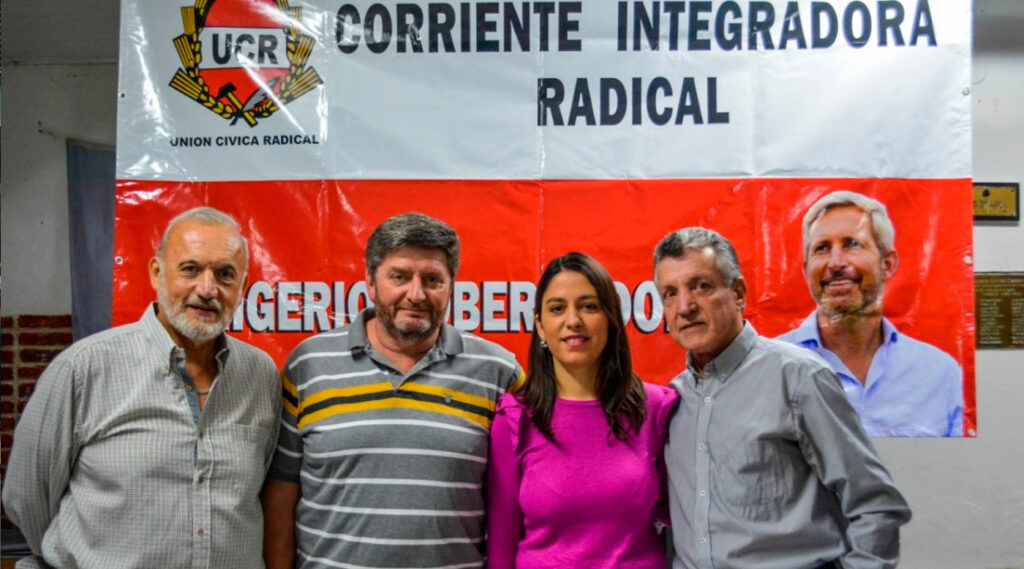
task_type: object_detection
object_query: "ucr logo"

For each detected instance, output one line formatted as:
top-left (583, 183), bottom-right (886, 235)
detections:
top-left (170, 0), bottom-right (323, 127)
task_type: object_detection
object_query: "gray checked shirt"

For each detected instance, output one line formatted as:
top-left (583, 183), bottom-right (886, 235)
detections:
top-left (665, 323), bottom-right (911, 569)
top-left (2, 305), bottom-right (281, 569)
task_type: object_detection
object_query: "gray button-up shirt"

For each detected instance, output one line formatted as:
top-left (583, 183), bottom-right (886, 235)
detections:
top-left (2, 305), bottom-right (281, 569)
top-left (665, 324), bottom-right (911, 569)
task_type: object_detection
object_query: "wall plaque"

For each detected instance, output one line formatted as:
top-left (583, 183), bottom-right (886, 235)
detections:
top-left (973, 182), bottom-right (1020, 221)
top-left (975, 273), bottom-right (1024, 348)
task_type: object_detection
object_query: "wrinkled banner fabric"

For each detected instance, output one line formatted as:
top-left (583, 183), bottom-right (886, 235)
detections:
top-left (115, 0), bottom-right (975, 435)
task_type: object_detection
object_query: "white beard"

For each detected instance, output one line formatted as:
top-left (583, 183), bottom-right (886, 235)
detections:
top-left (157, 278), bottom-right (228, 343)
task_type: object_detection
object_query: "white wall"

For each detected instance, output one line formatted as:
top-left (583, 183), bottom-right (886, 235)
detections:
top-left (877, 45), bottom-right (1024, 568)
top-left (1, 64), bottom-right (118, 314)
top-left (1, 0), bottom-right (119, 313)
top-left (1, 0), bottom-right (1022, 566)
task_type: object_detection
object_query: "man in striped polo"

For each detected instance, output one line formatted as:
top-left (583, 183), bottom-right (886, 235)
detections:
top-left (262, 212), bottom-right (524, 569)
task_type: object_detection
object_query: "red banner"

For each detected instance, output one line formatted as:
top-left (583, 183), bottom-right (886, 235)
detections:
top-left (113, 178), bottom-right (975, 435)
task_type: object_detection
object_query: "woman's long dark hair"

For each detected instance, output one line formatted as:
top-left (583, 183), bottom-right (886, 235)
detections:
top-left (518, 252), bottom-right (647, 442)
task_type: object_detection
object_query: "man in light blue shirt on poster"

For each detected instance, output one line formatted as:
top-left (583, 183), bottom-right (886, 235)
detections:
top-left (778, 190), bottom-right (963, 437)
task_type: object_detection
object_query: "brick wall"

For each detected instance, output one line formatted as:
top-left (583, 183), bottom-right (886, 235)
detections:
top-left (1, 314), bottom-right (74, 530)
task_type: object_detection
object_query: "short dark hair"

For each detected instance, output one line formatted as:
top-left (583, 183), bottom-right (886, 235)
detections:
top-left (365, 212), bottom-right (460, 279)
top-left (520, 252), bottom-right (646, 442)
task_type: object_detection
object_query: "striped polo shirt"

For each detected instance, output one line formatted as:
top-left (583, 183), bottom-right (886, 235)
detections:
top-left (269, 309), bottom-right (524, 569)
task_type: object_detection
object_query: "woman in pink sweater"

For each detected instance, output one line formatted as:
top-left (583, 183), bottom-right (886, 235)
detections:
top-left (486, 252), bottom-right (678, 569)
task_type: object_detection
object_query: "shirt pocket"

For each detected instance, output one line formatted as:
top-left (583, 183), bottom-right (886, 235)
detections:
top-left (216, 424), bottom-right (276, 505)
top-left (715, 440), bottom-right (790, 507)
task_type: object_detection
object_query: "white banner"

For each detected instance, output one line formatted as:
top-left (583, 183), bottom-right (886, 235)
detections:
top-left (117, 0), bottom-right (971, 181)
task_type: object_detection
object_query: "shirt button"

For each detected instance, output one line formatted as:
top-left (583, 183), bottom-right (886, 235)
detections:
top-left (703, 396), bottom-right (712, 404)
top-left (185, 385), bottom-right (193, 392)
top-left (699, 537), bottom-right (707, 544)
top-left (698, 443), bottom-right (706, 451)
top-left (197, 476), bottom-right (205, 484)
top-left (198, 431), bottom-right (204, 439)
top-left (698, 490), bottom-right (706, 497)
top-left (197, 528), bottom-right (206, 537)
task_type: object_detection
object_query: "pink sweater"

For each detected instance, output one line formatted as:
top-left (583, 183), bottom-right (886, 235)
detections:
top-left (486, 383), bottom-right (679, 569)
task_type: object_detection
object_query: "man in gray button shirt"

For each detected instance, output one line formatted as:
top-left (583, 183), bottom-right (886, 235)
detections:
top-left (3, 207), bottom-right (280, 569)
top-left (653, 227), bottom-right (911, 569)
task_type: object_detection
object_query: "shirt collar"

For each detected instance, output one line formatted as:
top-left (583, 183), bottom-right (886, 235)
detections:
top-left (686, 321), bottom-right (757, 380)
top-left (789, 312), bottom-right (823, 346)
top-left (792, 310), bottom-right (899, 347)
top-left (347, 309), bottom-right (372, 353)
top-left (142, 302), bottom-right (230, 366)
top-left (348, 308), bottom-right (464, 357)
top-left (880, 316), bottom-right (899, 345)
